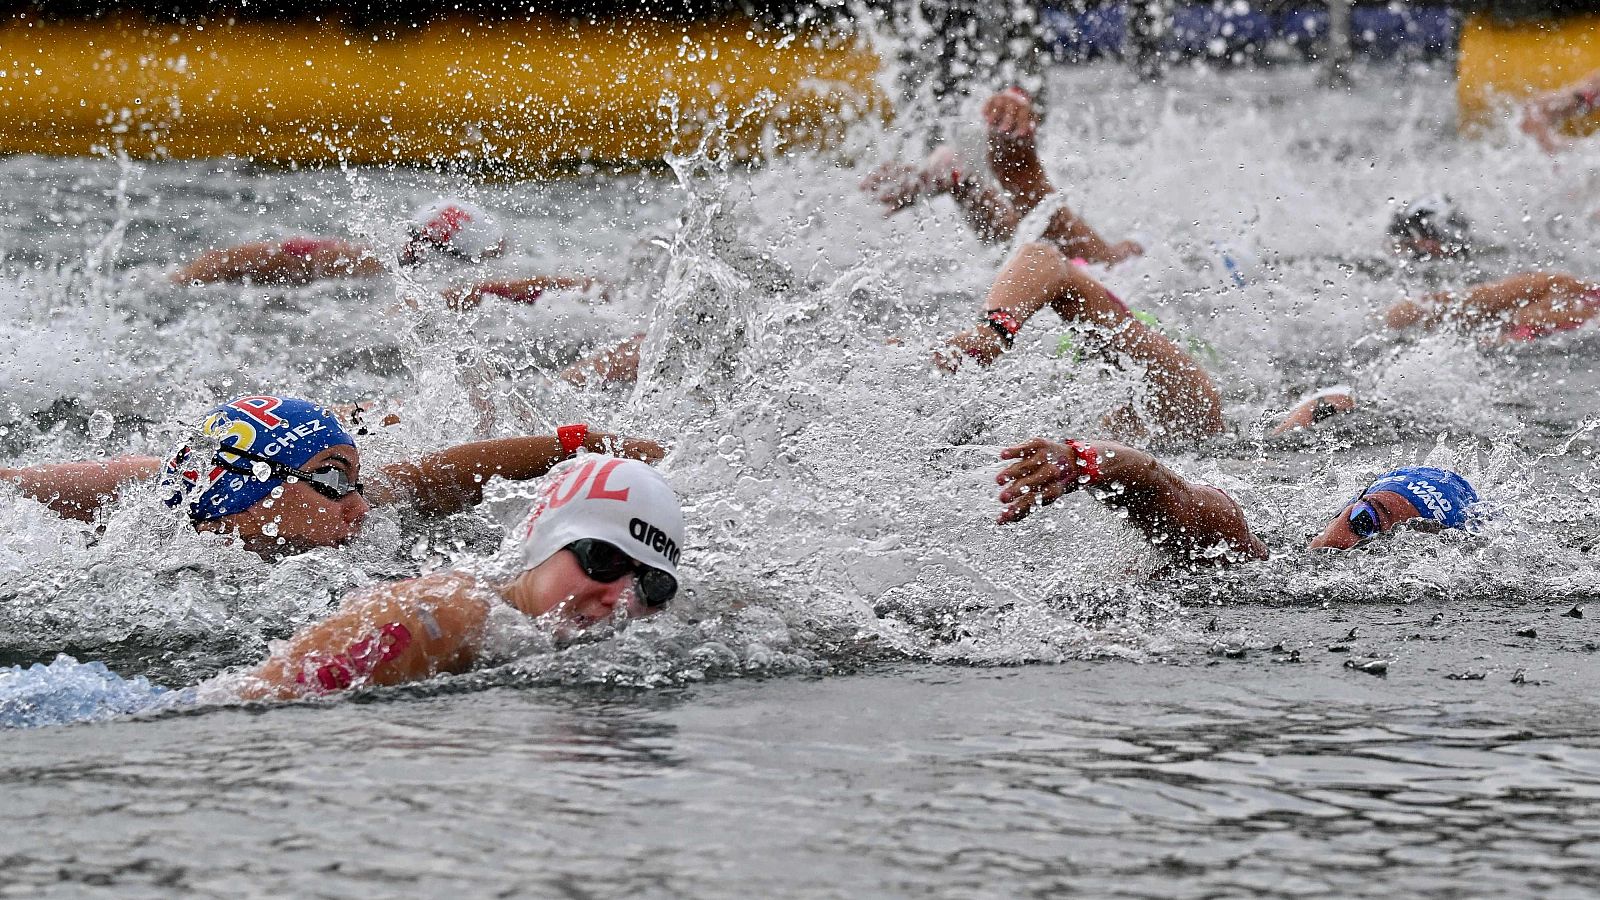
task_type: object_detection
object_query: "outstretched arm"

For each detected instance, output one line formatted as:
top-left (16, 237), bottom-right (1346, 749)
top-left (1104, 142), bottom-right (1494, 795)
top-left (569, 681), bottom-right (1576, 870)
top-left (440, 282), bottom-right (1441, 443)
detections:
top-left (940, 241), bottom-right (1224, 441)
top-left (1384, 271), bottom-right (1597, 333)
top-left (369, 429), bottom-right (666, 517)
top-left (0, 457), bottom-right (162, 521)
top-left (172, 238), bottom-right (385, 285)
top-left (996, 437), bottom-right (1267, 564)
top-left (442, 276), bottom-right (611, 312)
top-left (233, 570), bottom-right (493, 700)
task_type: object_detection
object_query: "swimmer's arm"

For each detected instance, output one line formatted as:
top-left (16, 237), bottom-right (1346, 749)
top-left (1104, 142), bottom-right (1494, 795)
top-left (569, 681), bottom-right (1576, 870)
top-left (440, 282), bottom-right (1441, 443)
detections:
top-left (442, 275), bottom-right (609, 311)
top-left (949, 176), bottom-right (1027, 244)
top-left (1269, 389), bottom-right (1356, 437)
top-left (0, 457), bottom-right (162, 521)
top-left (1038, 206), bottom-right (1142, 266)
top-left (1385, 273), bottom-right (1591, 331)
top-left (938, 242), bottom-right (1222, 440)
top-left (368, 432), bottom-right (667, 517)
top-left (235, 571), bottom-right (493, 700)
top-left (560, 334), bottom-right (644, 387)
top-left (172, 239), bottom-right (380, 285)
top-left (861, 153), bottom-right (1024, 243)
top-left (998, 438), bottom-right (1267, 564)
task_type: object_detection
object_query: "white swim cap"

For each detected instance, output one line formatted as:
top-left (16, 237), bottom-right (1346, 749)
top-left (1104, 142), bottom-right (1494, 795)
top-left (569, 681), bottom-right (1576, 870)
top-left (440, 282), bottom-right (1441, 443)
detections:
top-left (505, 457), bottom-right (684, 580)
top-left (407, 198), bottom-right (508, 261)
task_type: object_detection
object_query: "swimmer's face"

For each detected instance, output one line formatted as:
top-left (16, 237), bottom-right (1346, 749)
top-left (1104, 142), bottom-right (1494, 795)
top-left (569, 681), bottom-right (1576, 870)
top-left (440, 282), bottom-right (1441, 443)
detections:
top-left (397, 233), bottom-right (507, 267)
top-left (1307, 489), bottom-right (1424, 551)
top-left (502, 547), bottom-right (657, 630)
top-left (215, 445), bottom-right (369, 559)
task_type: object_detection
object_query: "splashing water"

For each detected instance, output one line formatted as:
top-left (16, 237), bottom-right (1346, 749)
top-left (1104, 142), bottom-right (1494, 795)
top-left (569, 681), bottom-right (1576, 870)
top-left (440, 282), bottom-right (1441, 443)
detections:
top-left (0, 62), bottom-right (1597, 704)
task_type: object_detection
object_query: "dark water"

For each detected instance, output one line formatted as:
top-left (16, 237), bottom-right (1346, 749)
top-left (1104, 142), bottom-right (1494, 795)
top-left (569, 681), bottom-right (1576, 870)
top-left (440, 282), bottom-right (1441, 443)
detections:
top-left (4, 598), bottom-right (1598, 898)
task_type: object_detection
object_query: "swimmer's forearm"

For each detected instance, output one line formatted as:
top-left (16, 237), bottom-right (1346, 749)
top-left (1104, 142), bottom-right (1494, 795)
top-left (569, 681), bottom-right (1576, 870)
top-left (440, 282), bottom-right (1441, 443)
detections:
top-left (951, 178), bottom-right (1023, 244)
top-left (0, 457), bottom-right (163, 521)
top-left (379, 432), bottom-right (662, 517)
top-left (1092, 445), bottom-right (1266, 562)
top-left (446, 276), bottom-right (603, 309)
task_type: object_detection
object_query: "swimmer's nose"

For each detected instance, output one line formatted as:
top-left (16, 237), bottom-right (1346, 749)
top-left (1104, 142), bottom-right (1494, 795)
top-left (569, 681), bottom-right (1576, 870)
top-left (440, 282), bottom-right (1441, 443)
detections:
top-left (344, 493), bottom-right (370, 528)
top-left (590, 576), bottom-right (634, 613)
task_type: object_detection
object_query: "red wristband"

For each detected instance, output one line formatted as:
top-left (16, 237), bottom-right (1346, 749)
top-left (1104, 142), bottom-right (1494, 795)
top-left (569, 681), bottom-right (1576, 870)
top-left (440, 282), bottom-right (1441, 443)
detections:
top-left (1064, 439), bottom-right (1102, 484)
top-left (557, 423), bottom-right (589, 454)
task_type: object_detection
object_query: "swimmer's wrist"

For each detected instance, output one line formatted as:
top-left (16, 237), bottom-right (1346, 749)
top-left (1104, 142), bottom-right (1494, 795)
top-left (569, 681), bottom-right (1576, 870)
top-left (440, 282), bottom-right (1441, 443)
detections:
top-left (557, 423), bottom-right (589, 455)
top-left (1061, 439), bottom-right (1102, 486)
top-left (983, 309), bottom-right (1021, 349)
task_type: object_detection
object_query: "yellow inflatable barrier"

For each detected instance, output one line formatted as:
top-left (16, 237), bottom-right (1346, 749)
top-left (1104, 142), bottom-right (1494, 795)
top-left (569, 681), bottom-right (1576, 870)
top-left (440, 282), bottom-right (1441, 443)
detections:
top-left (0, 14), bottom-right (885, 170)
top-left (1458, 11), bottom-right (1600, 136)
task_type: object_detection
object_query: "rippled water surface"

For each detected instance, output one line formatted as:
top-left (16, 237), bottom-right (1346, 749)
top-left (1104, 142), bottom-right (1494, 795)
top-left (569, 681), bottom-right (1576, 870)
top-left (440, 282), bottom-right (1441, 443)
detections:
top-left (3, 59), bottom-right (1600, 895)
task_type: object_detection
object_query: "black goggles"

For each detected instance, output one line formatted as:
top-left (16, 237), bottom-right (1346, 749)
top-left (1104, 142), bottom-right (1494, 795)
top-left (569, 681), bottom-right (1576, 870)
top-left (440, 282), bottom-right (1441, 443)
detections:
top-left (565, 539), bottom-right (678, 608)
top-left (210, 441), bottom-right (363, 503)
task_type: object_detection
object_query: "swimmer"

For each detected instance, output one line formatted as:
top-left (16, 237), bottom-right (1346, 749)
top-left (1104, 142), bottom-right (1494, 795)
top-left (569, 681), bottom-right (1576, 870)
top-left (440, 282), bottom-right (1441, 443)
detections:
top-left (173, 198), bottom-right (605, 305)
top-left (0, 395), bottom-right (664, 560)
top-left (1388, 195), bottom-right (1472, 260)
top-left (937, 240), bottom-right (1225, 442)
top-left (995, 437), bottom-right (1481, 566)
top-left (1520, 68), bottom-right (1600, 154)
top-left (1382, 270), bottom-right (1600, 343)
top-left (860, 87), bottom-right (1143, 265)
top-left (228, 456), bottom-right (683, 698)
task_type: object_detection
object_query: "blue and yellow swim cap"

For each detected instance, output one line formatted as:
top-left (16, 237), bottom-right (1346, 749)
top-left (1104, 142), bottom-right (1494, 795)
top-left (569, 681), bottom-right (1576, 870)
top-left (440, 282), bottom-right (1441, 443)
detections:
top-left (1363, 466), bottom-right (1480, 530)
top-left (165, 395), bottom-right (355, 522)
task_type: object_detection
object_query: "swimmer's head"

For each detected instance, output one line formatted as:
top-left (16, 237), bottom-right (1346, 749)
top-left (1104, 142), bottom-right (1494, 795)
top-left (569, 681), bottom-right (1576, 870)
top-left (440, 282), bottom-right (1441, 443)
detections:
top-left (400, 198), bottom-right (508, 265)
top-left (1388, 195), bottom-right (1472, 259)
top-left (166, 395), bottom-right (368, 556)
top-left (1308, 465), bottom-right (1480, 550)
top-left (499, 457), bottom-right (683, 626)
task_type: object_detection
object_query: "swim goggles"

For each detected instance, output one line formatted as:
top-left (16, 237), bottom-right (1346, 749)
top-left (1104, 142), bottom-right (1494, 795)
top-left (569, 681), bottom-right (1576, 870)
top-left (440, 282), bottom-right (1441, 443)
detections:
top-left (1346, 499), bottom-right (1383, 540)
top-left (211, 441), bottom-right (364, 503)
top-left (565, 538), bottom-right (678, 608)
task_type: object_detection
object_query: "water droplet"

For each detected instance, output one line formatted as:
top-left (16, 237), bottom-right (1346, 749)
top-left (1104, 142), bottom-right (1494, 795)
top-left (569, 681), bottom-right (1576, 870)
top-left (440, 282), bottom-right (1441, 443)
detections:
top-left (261, 521), bottom-right (278, 537)
top-left (251, 461), bottom-right (272, 482)
top-left (86, 409), bottom-right (113, 440)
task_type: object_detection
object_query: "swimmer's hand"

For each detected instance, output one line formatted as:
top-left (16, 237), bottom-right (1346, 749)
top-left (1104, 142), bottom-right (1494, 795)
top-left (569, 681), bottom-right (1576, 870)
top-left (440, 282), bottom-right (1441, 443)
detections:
top-left (981, 87), bottom-right (1038, 141)
top-left (995, 438), bottom-right (1090, 524)
top-left (935, 324), bottom-right (1008, 372)
top-left (607, 435), bottom-right (666, 464)
top-left (1106, 239), bottom-right (1144, 264)
top-left (860, 150), bottom-right (963, 214)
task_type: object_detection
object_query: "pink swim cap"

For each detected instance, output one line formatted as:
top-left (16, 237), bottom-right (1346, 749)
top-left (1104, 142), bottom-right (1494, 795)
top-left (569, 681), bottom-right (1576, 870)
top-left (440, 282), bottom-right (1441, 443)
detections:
top-left (406, 198), bottom-right (508, 262)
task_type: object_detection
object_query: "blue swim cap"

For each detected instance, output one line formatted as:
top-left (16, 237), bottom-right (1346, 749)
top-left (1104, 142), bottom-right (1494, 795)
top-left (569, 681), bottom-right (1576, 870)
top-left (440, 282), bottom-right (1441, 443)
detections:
top-left (165, 396), bottom-right (356, 522)
top-left (1362, 466), bottom-right (1480, 530)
